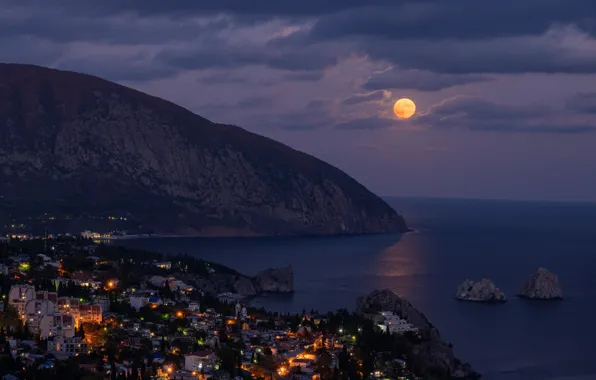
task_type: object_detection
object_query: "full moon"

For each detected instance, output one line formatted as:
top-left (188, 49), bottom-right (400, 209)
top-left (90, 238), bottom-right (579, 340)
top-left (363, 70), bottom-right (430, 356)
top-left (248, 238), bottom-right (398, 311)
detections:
top-left (393, 98), bottom-right (416, 119)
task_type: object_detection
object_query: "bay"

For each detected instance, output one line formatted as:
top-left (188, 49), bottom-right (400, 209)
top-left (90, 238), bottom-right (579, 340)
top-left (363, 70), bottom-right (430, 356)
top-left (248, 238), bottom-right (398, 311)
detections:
top-left (115, 197), bottom-right (596, 380)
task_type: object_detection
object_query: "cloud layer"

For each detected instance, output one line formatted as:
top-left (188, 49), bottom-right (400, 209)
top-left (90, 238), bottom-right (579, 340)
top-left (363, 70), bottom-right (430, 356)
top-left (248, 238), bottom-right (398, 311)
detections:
top-left (2, 0), bottom-right (596, 200)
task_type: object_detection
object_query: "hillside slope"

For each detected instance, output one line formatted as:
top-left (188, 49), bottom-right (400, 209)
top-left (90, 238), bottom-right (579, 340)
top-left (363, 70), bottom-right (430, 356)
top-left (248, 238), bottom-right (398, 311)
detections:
top-left (0, 64), bottom-right (408, 236)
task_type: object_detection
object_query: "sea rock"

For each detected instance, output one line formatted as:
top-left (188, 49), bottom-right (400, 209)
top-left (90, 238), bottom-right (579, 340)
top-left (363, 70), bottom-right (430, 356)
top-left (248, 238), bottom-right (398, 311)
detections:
top-left (518, 267), bottom-right (563, 299)
top-left (233, 276), bottom-right (257, 297)
top-left (357, 289), bottom-right (480, 379)
top-left (254, 266), bottom-right (294, 293)
top-left (0, 63), bottom-right (409, 236)
top-left (456, 278), bottom-right (507, 302)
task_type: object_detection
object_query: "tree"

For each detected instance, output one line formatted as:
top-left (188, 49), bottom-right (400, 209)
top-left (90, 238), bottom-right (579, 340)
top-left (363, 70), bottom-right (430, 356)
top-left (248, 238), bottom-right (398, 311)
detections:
top-left (76, 323), bottom-right (86, 340)
top-left (260, 347), bottom-right (275, 380)
top-left (218, 346), bottom-right (239, 375)
top-left (130, 360), bottom-right (139, 380)
top-left (140, 361), bottom-right (148, 380)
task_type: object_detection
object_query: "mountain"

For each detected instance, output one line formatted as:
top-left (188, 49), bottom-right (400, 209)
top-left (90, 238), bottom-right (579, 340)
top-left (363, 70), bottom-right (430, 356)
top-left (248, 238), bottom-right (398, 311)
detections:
top-left (0, 64), bottom-right (408, 236)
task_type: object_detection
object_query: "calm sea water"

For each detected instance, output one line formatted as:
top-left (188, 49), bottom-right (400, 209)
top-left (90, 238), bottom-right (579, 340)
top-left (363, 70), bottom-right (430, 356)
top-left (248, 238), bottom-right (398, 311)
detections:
top-left (115, 197), bottom-right (596, 380)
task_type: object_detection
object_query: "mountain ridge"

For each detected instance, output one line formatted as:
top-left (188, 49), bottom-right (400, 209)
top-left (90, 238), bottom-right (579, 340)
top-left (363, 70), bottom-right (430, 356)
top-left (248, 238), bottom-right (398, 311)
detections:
top-left (0, 63), bottom-right (408, 236)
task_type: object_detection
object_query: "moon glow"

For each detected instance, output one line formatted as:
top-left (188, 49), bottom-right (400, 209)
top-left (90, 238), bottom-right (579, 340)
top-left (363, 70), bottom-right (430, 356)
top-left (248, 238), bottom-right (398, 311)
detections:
top-left (393, 98), bottom-right (416, 119)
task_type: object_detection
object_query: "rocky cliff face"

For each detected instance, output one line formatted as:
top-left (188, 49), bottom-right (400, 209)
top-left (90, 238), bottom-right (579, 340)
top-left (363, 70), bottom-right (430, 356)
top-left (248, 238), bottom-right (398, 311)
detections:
top-left (518, 267), bottom-right (563, 300)
top-left (456, 278), bottom-right (506, 303)
top-left (0, 64), bottom-right (408, 236)
top-left (357, 289), bottom-right (479, 379)
top-left (189, 266), bottom-right (293, 296)
top-left (253, 266), bottom-right (294, 293)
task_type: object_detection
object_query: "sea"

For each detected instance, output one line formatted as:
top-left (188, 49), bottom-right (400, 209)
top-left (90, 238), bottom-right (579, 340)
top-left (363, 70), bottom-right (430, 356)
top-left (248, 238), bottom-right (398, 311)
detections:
top-left (114, 197), bottom-right (596, 380)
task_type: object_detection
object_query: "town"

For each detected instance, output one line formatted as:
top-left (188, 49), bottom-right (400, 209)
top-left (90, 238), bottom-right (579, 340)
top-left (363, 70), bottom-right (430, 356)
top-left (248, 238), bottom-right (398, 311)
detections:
top-left (0, 235), bottom-right (447, 380)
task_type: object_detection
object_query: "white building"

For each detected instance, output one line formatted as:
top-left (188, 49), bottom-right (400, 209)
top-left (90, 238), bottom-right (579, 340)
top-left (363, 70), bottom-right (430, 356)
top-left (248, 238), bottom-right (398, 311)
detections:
top-left (48, 336), bottom-right (88, 357)
top-left (25, 300), bottom-right (56, 334)
top-left (184, 351), bottom-right (215, 372)
top-left (169, 280), bottom-right (193, 293)
top-left (80, 230), bottom-right (101, 239)
top-left (8, 285), bottom-right (36, 317)
top-left (377, 312), bottom-right (419, 335)
top-left (188, 302), bottom-right (200, 312)
top-left (129, 295), bottom-right (149, 311)
top-left (39, 313), bottom-right (75, 339)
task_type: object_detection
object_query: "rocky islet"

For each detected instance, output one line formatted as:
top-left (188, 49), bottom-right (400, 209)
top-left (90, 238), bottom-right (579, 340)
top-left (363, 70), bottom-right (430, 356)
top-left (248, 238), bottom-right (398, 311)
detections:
top-left (518, 267), bottom-right (563, 300)
top-left (455, 278), bottom-right (507, 302)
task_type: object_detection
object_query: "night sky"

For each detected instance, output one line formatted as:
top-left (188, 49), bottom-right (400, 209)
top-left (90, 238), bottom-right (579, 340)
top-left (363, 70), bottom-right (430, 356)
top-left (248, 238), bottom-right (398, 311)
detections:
top-left (3, 0), bottom-right (596, 202)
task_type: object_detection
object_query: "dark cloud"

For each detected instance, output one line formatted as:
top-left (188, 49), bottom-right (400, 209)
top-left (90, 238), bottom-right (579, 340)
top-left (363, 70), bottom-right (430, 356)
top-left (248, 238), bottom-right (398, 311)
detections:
top-left (281, 71), bottom-right (324, 82)
top-left (0, 4), bottom-right (232, 44)
top-left (309, 1), bottom-right (596, 41)
top-left (364, 68), bottom-right (492, 91)
top-left (416, 97), bottom-right (596, 134)
top-left (335, 117), bottom-right (396, 130)
top-left (333, 96), bottom-right (596, 133)
top-left (198, 73), bottom-right (276, 86)
top-left (566, 93), bottom-right (596, 114)
top-left (199, 73), bottom-right (250, 85)
top-left (0, 36), bottom-right (65, 67)
top-left (4, 0), bottom-right (397, 18)
top-left (5, 0), bottom-right (596, 81)
top-left (357, 27), bottom-right (596, 75)
top-left (55, 57), bottom-right (177, 82)
top-left (342, 91), bottom-right (389, 105)
top-left (156, 40), bottom-right (346, 73)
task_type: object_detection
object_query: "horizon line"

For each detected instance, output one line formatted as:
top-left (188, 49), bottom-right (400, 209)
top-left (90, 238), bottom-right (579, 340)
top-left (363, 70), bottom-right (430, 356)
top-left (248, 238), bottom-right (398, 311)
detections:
top-left (381, 194), bottom-right (596, 205)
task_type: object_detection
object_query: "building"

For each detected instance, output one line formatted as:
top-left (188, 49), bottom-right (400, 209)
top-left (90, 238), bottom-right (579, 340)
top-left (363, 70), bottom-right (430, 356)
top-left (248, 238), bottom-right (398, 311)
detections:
top-left (8, 285), bottom-right (36, 318)
top-left (48, 336), bottom-right (88, 357)
top-left (80, 231), bottom-right (101, 239)
top-left (93, 296), bottom-right (110, 313)
top-left (36, 291), bottom-right (58, 303)
top-left (39, 313), bottom-right (75, 339)
top-left (169, 279), bottom-right (193, 293)
top-left (188, 302), bottom-right (200, 312)
top-left (56, 297), bottom-right (102, 325)
top-left (71, 271), bottom-right (98, 288)
top-left (129, 295), bottom-right (149, 311)
top-left (154, 261), bottom-right (172, 270)
top-left (24, 299), bottom-right (56, 334)
top-left (377, 312), bottom-right (419, 335)
top-left (184, 351), bottom-right (215, 372)
top-left (149, 276), bottom-right (167, 287)
top-left (79, 304), bottom-right (102, 324)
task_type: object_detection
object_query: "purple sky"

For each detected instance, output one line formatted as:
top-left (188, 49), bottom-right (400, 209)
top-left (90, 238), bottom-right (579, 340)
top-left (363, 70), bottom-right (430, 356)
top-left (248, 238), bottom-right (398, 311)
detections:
top-left (3, 0), bottom-right (596, 202)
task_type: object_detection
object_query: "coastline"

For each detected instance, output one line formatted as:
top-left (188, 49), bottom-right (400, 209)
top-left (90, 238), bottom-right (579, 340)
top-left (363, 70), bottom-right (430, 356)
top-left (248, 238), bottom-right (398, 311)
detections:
top-left (103, 228), bottom-right (414, 241)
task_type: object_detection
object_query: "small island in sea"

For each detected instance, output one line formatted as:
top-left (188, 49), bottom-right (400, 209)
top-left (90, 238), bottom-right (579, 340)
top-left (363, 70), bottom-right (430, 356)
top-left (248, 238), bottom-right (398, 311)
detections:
top-left (0, 236), bottom-right (479, 379)
top-left (456, 278), bottom-right (507, 303)
top-left (518, 267), bottom-right (564, 300)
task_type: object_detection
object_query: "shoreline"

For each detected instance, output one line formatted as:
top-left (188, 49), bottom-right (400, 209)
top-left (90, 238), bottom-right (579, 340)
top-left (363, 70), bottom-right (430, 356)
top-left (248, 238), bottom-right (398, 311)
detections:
top-left (101, 229), bottom-right (414, 241)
